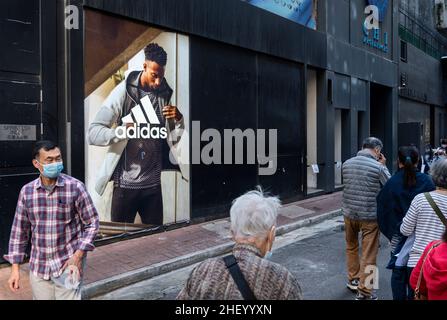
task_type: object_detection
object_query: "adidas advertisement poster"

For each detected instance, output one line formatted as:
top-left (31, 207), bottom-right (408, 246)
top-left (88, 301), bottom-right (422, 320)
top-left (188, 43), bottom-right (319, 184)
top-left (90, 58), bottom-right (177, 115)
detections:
top-left (84, 9), bottom-right (190, 236)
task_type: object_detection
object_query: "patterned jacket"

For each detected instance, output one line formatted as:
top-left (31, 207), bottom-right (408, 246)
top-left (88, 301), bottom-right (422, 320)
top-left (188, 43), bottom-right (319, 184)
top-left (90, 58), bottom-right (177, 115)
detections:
top-left (342, 149), bottom-right (391, 221)
top-left (177, 243), bottom-right (302, 300)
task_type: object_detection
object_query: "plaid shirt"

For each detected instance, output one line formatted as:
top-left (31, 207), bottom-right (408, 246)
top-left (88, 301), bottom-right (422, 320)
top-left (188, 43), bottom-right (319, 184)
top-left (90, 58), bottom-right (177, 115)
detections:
top-left (3, 174), bottom-right (99, 280)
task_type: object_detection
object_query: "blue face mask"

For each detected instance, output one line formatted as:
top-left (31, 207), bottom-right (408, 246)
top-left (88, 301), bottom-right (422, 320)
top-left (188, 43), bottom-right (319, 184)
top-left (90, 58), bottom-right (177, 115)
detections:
top-left (39, 161), bottom-right (64, 179)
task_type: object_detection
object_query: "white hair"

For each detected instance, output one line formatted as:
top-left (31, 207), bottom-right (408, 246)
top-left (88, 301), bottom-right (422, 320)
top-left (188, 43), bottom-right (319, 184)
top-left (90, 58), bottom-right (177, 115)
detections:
top-left (230, 187), bottom-right (281, 239)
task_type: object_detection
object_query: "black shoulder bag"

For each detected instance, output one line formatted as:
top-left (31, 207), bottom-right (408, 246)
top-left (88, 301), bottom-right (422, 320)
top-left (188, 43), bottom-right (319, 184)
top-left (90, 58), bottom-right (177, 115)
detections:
top-left (223, 255), bottom-right (257, 300)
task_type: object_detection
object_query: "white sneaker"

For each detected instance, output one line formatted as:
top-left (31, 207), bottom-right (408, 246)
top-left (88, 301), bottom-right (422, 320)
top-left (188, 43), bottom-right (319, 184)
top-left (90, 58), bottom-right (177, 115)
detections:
top-left (346, 279), bottom-right (359, 291)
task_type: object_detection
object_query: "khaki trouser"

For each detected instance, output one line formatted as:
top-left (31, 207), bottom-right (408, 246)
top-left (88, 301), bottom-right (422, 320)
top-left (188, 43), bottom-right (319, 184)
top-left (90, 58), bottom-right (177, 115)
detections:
top-left (29, 269), bottom-right (83, 300)
top-left (344, 216), bottom-right (380, 295)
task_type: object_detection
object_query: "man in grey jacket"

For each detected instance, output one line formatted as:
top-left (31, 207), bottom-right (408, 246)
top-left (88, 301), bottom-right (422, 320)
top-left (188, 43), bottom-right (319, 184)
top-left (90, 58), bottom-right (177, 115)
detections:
top-left (342, 137), bottom-right (391, 300)
top-left (88, 43), bottom-right (184, 226)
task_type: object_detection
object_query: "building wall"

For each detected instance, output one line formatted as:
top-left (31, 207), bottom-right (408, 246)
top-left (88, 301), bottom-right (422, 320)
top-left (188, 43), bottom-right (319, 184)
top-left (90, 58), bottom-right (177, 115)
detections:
top-left (1, 0), bottom-right (446, 258)
top-left (81, 0), bottom-right (320, 215)
top-left (0, 0), bottom-right (59, 262)
top-left (317, 0), bottom-right (399, 188)
top-left (324, 0), bottom-right (395, 61)
top-left (398, 0), bottom-right (447, 151)
top-left (84, 0), bottom-right (328, 69)
top-left (399, 41), bottom-right (444, 107)
top-left (71, 0), bottom-right (422, 212)
top-left (398, 98), bottom-right (431, 150)
top-left (401, 0), bottom-right (437, 29)
top-left (324, 0), bottom-right (398, 82)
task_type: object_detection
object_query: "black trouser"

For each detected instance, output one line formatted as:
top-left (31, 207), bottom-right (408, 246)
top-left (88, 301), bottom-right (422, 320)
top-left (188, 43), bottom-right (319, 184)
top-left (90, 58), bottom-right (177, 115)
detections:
top-left (391, 267), bottom-right (415, 300)
top-left (111, 185), bottom-right (163, 225)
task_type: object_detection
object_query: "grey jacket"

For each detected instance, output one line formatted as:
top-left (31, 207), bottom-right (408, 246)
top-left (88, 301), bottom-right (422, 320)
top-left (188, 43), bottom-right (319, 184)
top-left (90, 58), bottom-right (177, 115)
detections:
top-left (342, 149), bottom-right (391, 221)
top-left (87, 71), bottom-right (185, 196)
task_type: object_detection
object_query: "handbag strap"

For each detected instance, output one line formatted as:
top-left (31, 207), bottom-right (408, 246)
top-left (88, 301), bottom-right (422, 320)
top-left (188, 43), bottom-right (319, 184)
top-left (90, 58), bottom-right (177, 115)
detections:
top-left (424, 193), bottom-right (447, 227)
top-left (415, 240), bottom-right (443, 296)
top-left (223, 255), bottom-right (257, 300)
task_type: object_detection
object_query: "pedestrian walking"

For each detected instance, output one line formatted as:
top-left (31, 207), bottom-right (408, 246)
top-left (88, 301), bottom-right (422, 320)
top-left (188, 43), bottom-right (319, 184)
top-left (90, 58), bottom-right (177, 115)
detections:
top-left (410, 228), bottom-right (447, 300)
top-left (342, 137), bottom-right (391, 300)
top-left (176, 188), bottom-right (303, 300)
top-left (4, 140), bottom-right (99, 300)
top-left (400, 158), bottom-right (447, 299)
top-left (377, 146), bottom-right (435, 300)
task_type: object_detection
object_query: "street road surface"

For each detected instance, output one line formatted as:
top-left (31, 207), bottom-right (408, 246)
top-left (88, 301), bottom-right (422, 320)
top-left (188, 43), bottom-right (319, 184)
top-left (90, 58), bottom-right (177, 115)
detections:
top-left (94, 216), bottom-right (392, 300)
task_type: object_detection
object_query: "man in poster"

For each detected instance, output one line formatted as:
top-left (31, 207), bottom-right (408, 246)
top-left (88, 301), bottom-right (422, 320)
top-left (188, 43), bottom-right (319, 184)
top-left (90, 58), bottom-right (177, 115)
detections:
top-left (88, 43), bottom-right (184, 226)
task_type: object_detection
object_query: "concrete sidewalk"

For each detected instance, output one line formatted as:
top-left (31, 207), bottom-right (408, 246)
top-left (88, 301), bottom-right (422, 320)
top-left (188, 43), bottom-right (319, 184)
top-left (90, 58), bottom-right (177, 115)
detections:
top-left (0, 192), bottom-right (342, 300)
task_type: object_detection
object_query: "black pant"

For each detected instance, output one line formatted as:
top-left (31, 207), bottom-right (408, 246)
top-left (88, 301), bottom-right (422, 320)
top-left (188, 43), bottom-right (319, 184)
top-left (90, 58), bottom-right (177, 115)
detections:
top-left (111, 185), bottom-right (163, 225)
top-left (391, 267), bottom-right (415, 300)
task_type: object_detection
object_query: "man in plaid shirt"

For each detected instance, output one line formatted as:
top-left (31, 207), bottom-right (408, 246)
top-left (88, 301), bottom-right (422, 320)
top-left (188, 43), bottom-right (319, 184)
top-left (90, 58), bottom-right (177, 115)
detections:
top-left (4, 140), bottom-right (99, 300)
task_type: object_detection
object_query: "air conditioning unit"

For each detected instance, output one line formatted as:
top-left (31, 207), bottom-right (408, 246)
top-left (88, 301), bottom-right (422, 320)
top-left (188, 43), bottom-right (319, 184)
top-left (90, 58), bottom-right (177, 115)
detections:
top-left (435, 0), bottom-right (447, 36)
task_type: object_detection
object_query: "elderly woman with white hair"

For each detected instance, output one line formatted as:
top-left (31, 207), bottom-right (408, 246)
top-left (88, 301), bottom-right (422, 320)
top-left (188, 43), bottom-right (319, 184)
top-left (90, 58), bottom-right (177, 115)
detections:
top-left (176, 188), bottom-right (303, 300)
top-left (400, 158), bottom-right (447, 299)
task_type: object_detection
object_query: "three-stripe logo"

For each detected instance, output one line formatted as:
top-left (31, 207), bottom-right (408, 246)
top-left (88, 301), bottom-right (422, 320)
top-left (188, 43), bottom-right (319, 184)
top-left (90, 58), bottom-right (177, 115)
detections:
top-left (115, 95), bottom-right (168, 139)
top-left (121, 95), bottom-right (161, 125)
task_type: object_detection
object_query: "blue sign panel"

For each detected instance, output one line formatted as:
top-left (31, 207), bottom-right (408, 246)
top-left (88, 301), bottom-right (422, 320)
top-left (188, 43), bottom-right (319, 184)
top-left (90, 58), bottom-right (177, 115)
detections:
top-left (368, 0), bottom-right (389, 22)
top-left (242, 0), bottom-right (317, 29)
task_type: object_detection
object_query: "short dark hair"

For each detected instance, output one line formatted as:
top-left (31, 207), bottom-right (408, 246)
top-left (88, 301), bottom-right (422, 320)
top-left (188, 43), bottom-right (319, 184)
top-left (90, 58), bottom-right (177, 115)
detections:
top-left (144, 43), bottom-right (167, 66)
top-left (32, 140), bottom-right (59, 159)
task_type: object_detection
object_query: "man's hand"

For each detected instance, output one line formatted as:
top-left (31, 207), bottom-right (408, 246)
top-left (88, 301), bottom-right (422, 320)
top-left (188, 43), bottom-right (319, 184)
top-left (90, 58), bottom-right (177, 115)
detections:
top-left (163, 106), bottom-right (183, 121)
top-left (379, 153), bottom-right (387, 165)
top-left (8, 264), bottom-right (20, 292)
top-left (62, 250), bottom-right (84, 277)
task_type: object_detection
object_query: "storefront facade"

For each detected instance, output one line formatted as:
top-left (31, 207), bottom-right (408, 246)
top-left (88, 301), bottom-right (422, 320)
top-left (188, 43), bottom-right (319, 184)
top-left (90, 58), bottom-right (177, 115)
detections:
top-left (1, 0), bottom-right (446, 261)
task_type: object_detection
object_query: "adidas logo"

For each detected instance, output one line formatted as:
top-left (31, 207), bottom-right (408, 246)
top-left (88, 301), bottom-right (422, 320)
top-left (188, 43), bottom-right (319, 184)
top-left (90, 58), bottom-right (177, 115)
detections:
top-left (115, 95), bottom-right (168, 139)
top-left (121, 95), bottom-right (160, 125)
